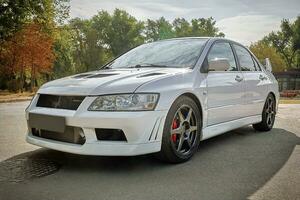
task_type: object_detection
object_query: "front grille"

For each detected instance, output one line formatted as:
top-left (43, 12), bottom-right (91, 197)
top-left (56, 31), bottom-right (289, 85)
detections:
top-left (36, 94), bottom-right (85, 110)
top-left (95, 128), bottom-right (127, 142)
top-left (32, 127), bottom-right (86, 145)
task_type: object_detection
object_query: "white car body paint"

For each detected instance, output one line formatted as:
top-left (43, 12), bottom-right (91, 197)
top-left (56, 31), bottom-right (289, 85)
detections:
top-left (25, 37), bottom-right (279, 156)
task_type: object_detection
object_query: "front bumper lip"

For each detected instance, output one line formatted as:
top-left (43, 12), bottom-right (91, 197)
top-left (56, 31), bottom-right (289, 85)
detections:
top-left (26, 134), bottom-right (161, 156)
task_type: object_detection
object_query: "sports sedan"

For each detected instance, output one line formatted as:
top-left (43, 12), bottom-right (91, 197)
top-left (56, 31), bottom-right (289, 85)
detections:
top-left (25, 37), bottom-right (279, 163)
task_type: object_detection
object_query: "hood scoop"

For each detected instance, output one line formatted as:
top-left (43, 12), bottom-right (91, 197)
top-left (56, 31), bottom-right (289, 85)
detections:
top-left (138, 73), bottom-right (166, 78)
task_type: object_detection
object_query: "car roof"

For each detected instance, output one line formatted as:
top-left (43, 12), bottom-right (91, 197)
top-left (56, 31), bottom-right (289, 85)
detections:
top-left (156, 37), bottom-right (244, 47)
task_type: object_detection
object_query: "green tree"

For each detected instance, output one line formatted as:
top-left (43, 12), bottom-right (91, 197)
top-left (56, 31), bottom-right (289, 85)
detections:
top-left (145, 17), bottom-right (175, 42)
top-left (191, 17), bottom-right (224, 37)
top-left (52, 25), bottom-right (75, 79)
top-left (69, 18), bottom-right (109, 73)
top-left (0, 0), bottom-right (70, 41)
top-left (250, 41), bottom-right (287, 72)
top-left (173, 18), bottom-right (192, 37)
top-left (262, 17), bottom-right (300, 69)
top-left (172, 17), bottom-right (224, 38)
top-left (92, 9), bottom-right (145, 56)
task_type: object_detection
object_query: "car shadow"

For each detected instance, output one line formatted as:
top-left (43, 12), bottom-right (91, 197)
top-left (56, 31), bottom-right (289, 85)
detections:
top-left (0, 127), bottom-right (299, 200)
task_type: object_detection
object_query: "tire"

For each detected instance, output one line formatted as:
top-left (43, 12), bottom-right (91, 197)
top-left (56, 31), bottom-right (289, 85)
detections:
top-left (156, 96), bottom-right (202, 163)
top-left (253, 94), bottom-right (276, 131)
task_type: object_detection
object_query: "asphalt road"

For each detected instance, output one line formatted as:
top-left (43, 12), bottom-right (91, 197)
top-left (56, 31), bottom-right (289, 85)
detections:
top-left (0, 101), bottom-right (299, 200)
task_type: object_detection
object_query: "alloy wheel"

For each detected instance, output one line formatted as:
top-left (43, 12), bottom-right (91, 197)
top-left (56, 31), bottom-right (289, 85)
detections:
top-left (265, 96), bottom-right (275, 127)
top-left (170, 105), bottom-right (198, 155)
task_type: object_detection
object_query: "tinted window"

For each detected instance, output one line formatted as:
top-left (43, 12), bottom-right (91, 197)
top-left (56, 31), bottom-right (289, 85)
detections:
top-left (207, 42), bottom-right (237, 71)
top-left (252, 57), bottom-right (261, 71)
top-left (234, 44), bottom-right (256, 71)
top-left (107, 39), bottom-right (208, 69)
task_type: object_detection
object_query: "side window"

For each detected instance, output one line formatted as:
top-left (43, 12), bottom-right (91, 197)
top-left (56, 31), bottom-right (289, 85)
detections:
top-left (234, 44), bottom-right (256, 71)
top-left (207, 42), bottom-right (237, 71)
top-left (252, 57), bottom-right (261, 71)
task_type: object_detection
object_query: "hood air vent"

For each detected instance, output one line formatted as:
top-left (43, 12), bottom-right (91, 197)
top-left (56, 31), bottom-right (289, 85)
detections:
top-left (138, 73), bottom-right (165, 78)
top-left (73, 73), bottom-right (118, 79)
top-left (73, 74), bottom-right (93, 79)
top-left (86, 73), bottom-right (118, 78)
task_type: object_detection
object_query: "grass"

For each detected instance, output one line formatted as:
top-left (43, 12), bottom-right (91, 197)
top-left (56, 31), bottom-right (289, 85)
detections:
top-left (279, 99), bottom-right (300, 104)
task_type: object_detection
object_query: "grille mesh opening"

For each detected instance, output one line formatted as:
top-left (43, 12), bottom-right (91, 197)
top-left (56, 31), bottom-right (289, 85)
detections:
top-left (36, 94), bottom-right (85, 110)
top-left (32, 127), bottom-right (86, 145)
top-left (95, 129), bottom-right (127, 142)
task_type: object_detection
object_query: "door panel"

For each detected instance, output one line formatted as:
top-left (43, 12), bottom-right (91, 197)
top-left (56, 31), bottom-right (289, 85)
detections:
top-left (242, 72), bottom-right (268, 115)
top-left (207, 72), bottom-right (244, 126)
top-left (205, 42), bottom-right (245, 126)
top-left (233, 44), bottom-right (268, 116)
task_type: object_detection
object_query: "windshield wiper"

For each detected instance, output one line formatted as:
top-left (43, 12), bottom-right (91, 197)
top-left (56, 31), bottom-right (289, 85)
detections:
top-left (101, 65), bottom-right (112, 70)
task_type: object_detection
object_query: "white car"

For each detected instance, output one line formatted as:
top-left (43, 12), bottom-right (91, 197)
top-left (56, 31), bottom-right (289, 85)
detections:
top-left (25, 37), bottom-right (279, 163)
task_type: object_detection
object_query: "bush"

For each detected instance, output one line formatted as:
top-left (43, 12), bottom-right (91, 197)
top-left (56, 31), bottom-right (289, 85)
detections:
top-left (7, 79), bottom-right (19, 92)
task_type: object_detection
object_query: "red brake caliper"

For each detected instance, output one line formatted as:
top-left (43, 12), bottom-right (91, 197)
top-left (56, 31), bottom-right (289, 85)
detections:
top-left (171, 119), bottom-right (178, 142)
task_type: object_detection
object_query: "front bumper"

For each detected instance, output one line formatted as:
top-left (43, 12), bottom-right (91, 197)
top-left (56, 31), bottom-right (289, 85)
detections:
top-left (26, 96), bottom-right (167, 156)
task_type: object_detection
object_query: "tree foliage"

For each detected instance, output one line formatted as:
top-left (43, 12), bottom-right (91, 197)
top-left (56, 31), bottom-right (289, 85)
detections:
top-left (52, 25), bottom-right (75, 79)
top-left (0, 0), bottom-right (69, 41)
top-left (145, 17), bottom-right (175, 42)
top-left (250, 41), bottom-right (287, 72)
top-left (69, 18), bottom-right (109, 73)
top-left (172, 17), bottom-right (224, 38)
top-left (262, 16), bottom-right (300, 69)
top-left (92, 9), bottom-right (145, 56)
top-left (0, 5), bottom-right (224, 92)
top-left (0, 23), bottom-right (55, 91)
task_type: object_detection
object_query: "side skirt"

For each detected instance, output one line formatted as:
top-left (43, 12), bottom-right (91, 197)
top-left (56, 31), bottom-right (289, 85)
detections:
top-left (201, 115), bottom-right (261, 140)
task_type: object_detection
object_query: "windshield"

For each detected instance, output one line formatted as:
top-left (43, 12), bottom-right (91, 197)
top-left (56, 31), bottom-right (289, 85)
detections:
top-left (105, 39), bottom-right (208, 69)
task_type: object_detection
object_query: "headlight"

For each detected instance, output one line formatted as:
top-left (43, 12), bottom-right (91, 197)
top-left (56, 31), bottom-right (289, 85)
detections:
top-left (88, 93), bottom-right (159, 111)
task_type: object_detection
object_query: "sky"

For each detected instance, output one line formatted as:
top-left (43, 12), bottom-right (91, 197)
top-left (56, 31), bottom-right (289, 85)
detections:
top-left (69, 0), bottom-right (300, 45)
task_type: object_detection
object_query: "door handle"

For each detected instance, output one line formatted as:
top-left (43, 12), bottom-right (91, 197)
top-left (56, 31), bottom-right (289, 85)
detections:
top-left (259, 74), bottom-right (267, 80)
top-left (235, 75), bottom-right (243, 82)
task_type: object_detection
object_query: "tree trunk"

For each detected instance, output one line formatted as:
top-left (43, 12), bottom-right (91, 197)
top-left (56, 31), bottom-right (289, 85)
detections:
top-left (30, 59), bottom-right (34, 92)
top-left (19, 58), bottom-right (24, 93)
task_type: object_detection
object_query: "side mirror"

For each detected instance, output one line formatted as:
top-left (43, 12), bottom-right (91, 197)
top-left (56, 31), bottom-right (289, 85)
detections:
top-left (208, 58), bottom-right (230, 71)
top-left (265, 58), bottom-right (272, 72)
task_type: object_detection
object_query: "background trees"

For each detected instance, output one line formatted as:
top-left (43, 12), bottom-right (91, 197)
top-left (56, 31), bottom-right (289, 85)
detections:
top-left (0, 2), bottom-right (225, 92)
top-left (0, 0), bottom-right (69, 91)
top-left (1, 0), bottom-right (299, 93)
top-left (1, 23), bottom-right (54, 91)
top-left (258, 17), bottom-right (300, 69)
top-left (92, 9), bottom-right (145, 57)
top-left (250, 41), bottom-right (287, 72)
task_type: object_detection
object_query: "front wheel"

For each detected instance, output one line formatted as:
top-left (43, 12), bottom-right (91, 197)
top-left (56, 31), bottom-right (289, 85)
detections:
top-left (157, 96), bottom-right (201, 163)
top-left (253, 94), bottom-right (276, 131)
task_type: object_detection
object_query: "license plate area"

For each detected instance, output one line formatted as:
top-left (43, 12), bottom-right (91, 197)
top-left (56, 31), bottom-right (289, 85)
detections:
top-left (28, 113), bottom-right (66, 133)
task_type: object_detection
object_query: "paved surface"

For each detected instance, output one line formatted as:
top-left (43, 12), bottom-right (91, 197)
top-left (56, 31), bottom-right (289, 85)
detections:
top-left (0, 101), bottom-right (299, 200)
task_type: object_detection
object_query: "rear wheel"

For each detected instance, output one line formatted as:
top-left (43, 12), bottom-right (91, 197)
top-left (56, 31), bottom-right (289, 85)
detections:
top-left (157, 96), bottom-right (201, 163)
top-left (253, 94), bottom-right (276, 131)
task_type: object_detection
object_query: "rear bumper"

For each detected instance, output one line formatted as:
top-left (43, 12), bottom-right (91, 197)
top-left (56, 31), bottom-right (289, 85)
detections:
top-left (26, 97), bottom-right (167, 156)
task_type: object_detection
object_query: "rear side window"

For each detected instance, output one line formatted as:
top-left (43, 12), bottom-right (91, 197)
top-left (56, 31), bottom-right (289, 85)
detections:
top-left (252, 57), bottom-right (261, 71)
top-left (207, 42), bottom-right (237, 71)
top-left (234, 44), bottom-right (256, 71)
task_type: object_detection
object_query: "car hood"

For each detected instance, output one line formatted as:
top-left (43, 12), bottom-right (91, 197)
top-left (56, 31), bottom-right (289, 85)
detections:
top-left (38, 68), bottom-right (188, 95)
